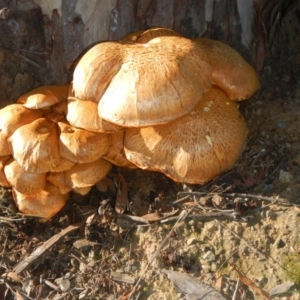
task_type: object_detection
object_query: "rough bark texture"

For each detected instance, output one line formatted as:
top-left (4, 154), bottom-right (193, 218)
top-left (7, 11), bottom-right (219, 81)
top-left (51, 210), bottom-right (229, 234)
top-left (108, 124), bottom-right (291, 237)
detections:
top-left (0, 0), bottom-right (299, 107)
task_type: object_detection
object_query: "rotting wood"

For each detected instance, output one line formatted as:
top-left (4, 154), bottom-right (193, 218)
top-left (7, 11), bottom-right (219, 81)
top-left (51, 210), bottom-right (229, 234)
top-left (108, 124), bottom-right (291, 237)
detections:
top-left (13, 223), bottom-right (82, 275)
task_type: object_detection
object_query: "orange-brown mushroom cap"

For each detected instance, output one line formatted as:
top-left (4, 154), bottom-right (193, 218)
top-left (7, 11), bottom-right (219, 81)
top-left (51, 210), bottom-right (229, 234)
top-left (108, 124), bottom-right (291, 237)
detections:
top-left (73, 36), bottom-right (212, 127)
top-left (58, 121), bottom-right (111, 164)
top-left (124, 86), bottom-right (247, 184)
top-left (0, 156), bottom-right (11, 187)
top-left (12, 182), bottom-right (69, 219)
top-left (103, 132), bottom-right (137, 169)
top-left (66, 97), bottom-right (123, 133)
top-left (193, 38), bottom-right (260, 100)
top-left (0, 104), bottom-right (44, 136)
top-left (4, 158), bottom-right (46, 194)
top-left (8, 118), bottom-right (60, 173)
top-left (65, 158), bottom-right (112, 188)
top-left (17, 85), bottom-right (69, 109)
top-left (47, 158), bottom-right (112, 192)
top-left (0, 132), bottom-right (11, 157)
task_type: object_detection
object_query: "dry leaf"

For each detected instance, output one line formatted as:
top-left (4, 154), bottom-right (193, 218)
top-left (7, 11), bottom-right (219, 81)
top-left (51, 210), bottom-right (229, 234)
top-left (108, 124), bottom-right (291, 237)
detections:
top-left (162, 269), bottom-right (226, 300)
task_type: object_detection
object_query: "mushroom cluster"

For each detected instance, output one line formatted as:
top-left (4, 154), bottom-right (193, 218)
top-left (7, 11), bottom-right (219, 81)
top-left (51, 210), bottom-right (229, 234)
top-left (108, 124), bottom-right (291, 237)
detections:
top-left (0, 27), bottom-right (259, 219)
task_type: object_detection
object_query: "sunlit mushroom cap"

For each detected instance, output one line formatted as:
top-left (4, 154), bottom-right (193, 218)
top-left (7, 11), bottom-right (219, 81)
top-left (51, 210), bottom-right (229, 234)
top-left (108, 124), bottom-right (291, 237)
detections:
top-left (0, 104), bottom-right (44, 136)
top-left (8, 118), bottom-right (60, 173)
top-left (17, 85), bottom-right (69, 109)
top-left (65, 158), bottom-right (112, 188)
top-left (0, 156), bottom-right (11, 188)
top-left (4, 158), bottom-right (46, 194)
top-left (121, 27), bottom-right (180, 43)
top-left (0, 132), bottom-right (11, 157)
top-left (124, 86), bottom-right (247, 184)
top-left (193, 38), bottom-right (260, 100)
top-left (67, 97), bottom-right (123, 133)
top-left (73, 36), bottom-right (212, 127)
top-left (49, 157), bottom-right (76, 173)
top-left (12, 182), bottom-right (69, 219)
top-left (58, 121), bottom-right (111, 163)
top-left (46, 172), bottom-right (72, 195)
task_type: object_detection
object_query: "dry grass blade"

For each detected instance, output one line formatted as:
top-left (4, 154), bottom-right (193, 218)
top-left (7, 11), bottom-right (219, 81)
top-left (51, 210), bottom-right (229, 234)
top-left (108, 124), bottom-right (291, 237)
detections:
top-left (13, 223), bottom-right (82, 274)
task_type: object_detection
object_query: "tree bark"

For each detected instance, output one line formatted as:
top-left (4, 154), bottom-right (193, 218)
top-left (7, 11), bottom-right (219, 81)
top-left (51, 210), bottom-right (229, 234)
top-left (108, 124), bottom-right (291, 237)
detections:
top-left (0, 0), bottom-right (299, 106)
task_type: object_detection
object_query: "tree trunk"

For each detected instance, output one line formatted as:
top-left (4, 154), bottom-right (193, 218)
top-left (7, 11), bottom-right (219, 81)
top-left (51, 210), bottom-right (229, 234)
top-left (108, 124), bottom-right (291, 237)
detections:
top-left (0, 0), bottom-right (299, 106)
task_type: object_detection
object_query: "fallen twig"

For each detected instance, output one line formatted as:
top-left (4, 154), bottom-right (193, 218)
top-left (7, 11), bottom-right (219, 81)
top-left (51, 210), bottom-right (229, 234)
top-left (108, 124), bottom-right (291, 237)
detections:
top-left (13, 223), bottom-right (82, 274)
top-left (231, 264), bottom-right (270, 300)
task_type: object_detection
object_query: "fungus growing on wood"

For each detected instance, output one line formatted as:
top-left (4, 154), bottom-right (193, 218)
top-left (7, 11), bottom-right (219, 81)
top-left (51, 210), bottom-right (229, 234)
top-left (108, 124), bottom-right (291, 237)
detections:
top-left (194, 38), bottom-right (260, 100)
top-left (124, 87), bottom-right (247, 184)
top-left (8, 118), bottom-right (60, 173)
top-left (72, 36), bottom-right (212, 127)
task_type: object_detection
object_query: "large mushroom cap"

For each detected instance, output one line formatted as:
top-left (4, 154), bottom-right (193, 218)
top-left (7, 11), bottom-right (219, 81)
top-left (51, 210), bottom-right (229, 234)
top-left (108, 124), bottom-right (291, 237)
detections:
top-left (4, 158), bottom-right (46, 194)
top-left (17, 85), bottom-right (69, 109)
top-left (0, 104), bottom-right (44, 136)
top-left (121, 27), bottom-right (180, 43)
top-left (194, 38), bottom-right (260, 100)
top-left (124, 86), bottom-right (247, 184)
top-left (58, 121), bottom-right (111, 164)
top-left (8, 118), bottom-right (60, 173)
top-left (12, 182), bottom-right (69, 219)
top-left (73, 36), bottom-right (212, 127)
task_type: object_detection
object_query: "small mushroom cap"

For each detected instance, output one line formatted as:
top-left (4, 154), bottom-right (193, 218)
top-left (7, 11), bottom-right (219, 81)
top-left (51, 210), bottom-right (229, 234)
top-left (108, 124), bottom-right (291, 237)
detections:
top-left (49, 157), bottom-right (76, 173)
top-left (12, 183), bottom-right (69, 219)
top-left (46, 172), bottom-right (72, 194)
top-left (0, 156), bottom-right (11, 187)
top-left (124, 86), bottom-right (247, 184)
top-left (73, 36), bottom-right (212, 127)
top-left (103, 132), bottom-right (137, 169)
top-left (72, 186), bottom-right (91, 195)
top-left (121, 27), bottom-right (180, 43)
top-left (4, 158), bottom-right (46, 194)
top-left (67, 97), bottom-right (123, 133)
top-left (8, 118), bottom-right (60, 173)
top-left (0, 104), bottom-right (44, 136)
top-left (0, 132), bottom-right (11, 157)
top-left (193, 38), bottom-right (260, 100)
top-left (17, 85), bottom-right (69, 109)
top-left (58, 121), bottom-right (111, 163)
top-left (65, 158), bottom-right (112, 188)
